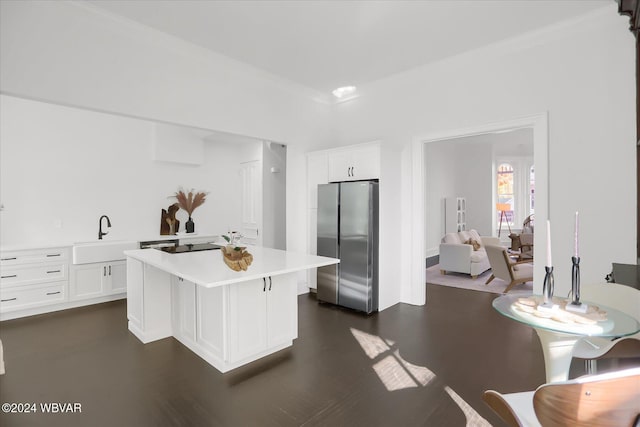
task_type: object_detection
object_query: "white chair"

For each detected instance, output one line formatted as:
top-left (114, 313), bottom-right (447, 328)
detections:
top-left (483, 367), bottom-right (640, 427)
top-left (484, 245), bottom-right (533, 293)
top-left (572, 282), bottom-right (640, 374)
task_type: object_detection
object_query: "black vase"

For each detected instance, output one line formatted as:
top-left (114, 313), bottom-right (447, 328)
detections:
top-left (186, 217), bottom-right (195, 233)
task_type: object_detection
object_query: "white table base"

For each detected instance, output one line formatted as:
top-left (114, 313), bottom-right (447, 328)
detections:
top-left (534, 328), bottom-right (580, 383)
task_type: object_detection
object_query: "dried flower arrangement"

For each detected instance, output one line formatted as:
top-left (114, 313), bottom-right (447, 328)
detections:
top-left (171, 187), bottom-right (208, 217)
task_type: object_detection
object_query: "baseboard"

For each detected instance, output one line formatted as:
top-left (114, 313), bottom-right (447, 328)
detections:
top-left (426, 255), bottom-right (439, 269)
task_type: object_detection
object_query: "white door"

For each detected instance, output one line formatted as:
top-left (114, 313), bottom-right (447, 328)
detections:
top-left (227, 278), bottom-right (268, 362)
top-left (266, 274), bottom-right (297, 346)
top-left (327, 150), bottom-right (352, 182)
top-left (70, 263), bottom-right (105, 300)
top-left (108, 261), bottom-right (127, 294)
top-left (240, 160), bottom-right (262, 246)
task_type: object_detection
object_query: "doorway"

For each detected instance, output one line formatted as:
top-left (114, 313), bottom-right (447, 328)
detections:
top-left (409, 113), bottom-right (549, 305)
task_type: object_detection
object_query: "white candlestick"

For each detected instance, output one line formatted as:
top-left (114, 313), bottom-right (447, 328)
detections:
top-left (546, 219), bottom-right (552, 267)
top-left (574, 211), bottom-right (579, 258)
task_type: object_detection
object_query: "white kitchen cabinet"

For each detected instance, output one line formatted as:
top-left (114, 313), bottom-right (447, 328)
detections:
top-left (126, 260), bottom-right (172, 343)
top-left (0, 247), bottom-right (69, 316)
top-left (327, 142), bottom-right (380, 182)
top-left (172, 277), bottom-right (196, 344)
top-left (227, 278), bottom-right (269, 362)
top-left (265, 274), bottom-right (297, 346)
top-left (158, 272), bottom-right (298, 372)
top-left (70, 260), bottom-right (127, 300)
top-left (126, 246), bottom-right (336, 372)
top-left (227, 274), bottom-right (296, 363)
top-left (109, 261), bottom-right (127, 293)
top-left (196, 285), bottom-right (225, 361)
top-left (0, 282), bottom-right (66, 312)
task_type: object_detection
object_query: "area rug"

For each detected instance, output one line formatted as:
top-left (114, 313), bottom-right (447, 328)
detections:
top-left (426, 264), bottom-right (533, 295)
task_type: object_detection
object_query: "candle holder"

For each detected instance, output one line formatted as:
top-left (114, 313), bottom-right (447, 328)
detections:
top-left (566, 256), bottom-right (588, 313)
top-left (539, 266), bottom-right (559, 311)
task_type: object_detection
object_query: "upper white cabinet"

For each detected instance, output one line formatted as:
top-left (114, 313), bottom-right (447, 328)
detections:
top-left (327, 142), bottom-right (380, 182)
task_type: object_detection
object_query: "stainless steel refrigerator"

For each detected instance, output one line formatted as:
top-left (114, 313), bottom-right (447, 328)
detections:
top-left (316, 181), bottom-right (378, 313)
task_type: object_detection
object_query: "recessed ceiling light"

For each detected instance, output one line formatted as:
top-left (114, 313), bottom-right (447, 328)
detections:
top-left (332, 86), bottom-right (357, 99)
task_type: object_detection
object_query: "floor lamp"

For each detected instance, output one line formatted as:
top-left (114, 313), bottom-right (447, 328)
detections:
top-left (496, 203), bottom-right (512, 237)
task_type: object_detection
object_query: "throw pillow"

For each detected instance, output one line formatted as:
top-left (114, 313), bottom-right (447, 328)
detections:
top-left (464, 239), bottom-right (481, 251)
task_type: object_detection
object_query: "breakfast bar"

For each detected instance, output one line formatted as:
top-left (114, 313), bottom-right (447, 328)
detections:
top-left (125, 245), bottom-right (338, 373)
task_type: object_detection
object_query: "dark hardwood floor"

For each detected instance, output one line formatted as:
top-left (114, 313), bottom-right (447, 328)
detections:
top-left (0, 285), bottom-right (598, 426)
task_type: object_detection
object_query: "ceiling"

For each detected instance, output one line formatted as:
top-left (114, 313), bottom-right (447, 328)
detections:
top-left (87, 0), bottom-right (611, 95)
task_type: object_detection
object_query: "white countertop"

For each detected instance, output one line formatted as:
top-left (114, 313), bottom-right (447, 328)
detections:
top-left (125, 246), bottom-right (339, 288)
top-left (0, 234), bottom-right (220, 253)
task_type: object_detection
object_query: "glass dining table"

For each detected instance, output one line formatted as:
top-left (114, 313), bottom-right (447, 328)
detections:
top-left (493, 294), bottom-right (640, 383)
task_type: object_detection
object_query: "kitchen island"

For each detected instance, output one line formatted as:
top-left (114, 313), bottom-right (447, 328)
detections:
top-left (125, 245), bottom-right (338, 373)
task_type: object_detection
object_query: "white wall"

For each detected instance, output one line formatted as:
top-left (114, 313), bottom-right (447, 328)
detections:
top-left (453, 142), bottom-right (494, 236)
top-left (424, 139), bottom-right (496, 256)
top-left (424, 142), bottom-right (457, 256)
top-left (332, 6), bottom-right (636, 299)
top-left (0, 95), bottom-right (252, 246)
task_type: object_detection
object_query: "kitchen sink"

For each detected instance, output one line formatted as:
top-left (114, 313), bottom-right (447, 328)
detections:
top-left (72, 240), bottom-right (138, 265)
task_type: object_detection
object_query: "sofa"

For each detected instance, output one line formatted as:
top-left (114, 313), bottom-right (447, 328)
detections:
top-left (439, 229), bottom-right (500, 278)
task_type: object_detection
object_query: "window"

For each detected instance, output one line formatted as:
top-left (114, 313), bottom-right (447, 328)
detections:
top-left (496, 160), bottom-right (534, 230)
top-left (497, 163), bottom-right (514, 226)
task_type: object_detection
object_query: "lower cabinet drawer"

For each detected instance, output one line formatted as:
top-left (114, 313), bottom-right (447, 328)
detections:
top-left (0, 282), bottom-right (67, 312)
top-left (1, 263), bottom-right (67, 288)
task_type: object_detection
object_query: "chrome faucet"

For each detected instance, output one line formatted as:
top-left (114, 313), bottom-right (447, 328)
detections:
top-left (98, 215), bottom-right (111, 240)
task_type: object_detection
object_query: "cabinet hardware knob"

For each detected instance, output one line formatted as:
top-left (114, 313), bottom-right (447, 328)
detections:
top-left (46, 291), bottom-right (61, 296)
top-left (46, 254), bottom-right (61, 257)
top-left (1, 275), bottom-right (17, 279)
top-left (269, 276), bottom-right (272, 291)
top-left (1, 297), bottom-right (17, 302)
top-left (46, 270), bottom-right (61, 274)
top-left (1, 257), bottom-right (17, 261)
top-left (263, 277), bottom-right (266, 292)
